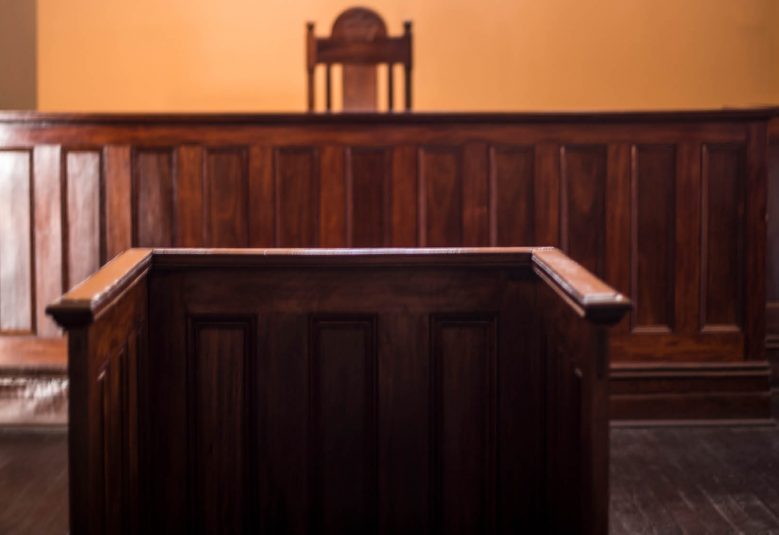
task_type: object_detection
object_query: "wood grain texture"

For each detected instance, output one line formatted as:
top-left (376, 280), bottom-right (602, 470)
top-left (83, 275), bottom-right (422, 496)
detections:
top-left (33, 146), bottom-right (63, 337)
top-left (0, 110), bottom-right (768, 420)
top-left (64, 150), bottom-right (102, 290)
top-left (48, 247), bottom-right (627, 534)
top-left (104, 146), bottom-right (132, 260)
top-left (0, 150), bottom-right (33, 333)
top-left (204, 148), bottom-right (249, 247)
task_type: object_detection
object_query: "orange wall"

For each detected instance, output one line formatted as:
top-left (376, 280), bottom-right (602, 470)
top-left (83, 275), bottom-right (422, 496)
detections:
top-left (37, 0), bottom-right (779, 112)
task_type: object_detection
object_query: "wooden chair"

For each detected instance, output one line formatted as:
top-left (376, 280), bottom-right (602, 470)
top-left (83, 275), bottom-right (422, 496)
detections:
top-left (306, 7), bottom-right (412, 112)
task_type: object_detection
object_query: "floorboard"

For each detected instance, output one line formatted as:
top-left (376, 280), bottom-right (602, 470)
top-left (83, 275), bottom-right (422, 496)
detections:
top-left (0, 414), bottom-right (778, 533)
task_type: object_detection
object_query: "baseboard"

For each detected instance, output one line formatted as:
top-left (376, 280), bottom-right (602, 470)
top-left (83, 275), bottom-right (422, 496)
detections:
top-left (609, 361), bottom-right (772, 421)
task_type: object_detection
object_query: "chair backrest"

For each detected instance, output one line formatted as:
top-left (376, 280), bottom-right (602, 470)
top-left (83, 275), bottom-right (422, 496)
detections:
top-left (306, 7), bottom-right (412, 112)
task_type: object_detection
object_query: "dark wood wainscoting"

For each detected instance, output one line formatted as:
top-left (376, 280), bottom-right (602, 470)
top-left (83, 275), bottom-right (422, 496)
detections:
top-left (1, 110), bottom-right (773, 420)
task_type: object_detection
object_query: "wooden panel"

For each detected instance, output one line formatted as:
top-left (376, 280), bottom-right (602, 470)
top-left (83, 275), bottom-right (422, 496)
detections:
top-left (561, 145), bottom-right (607, 276)
top-left (0, 150), bottom-right (33, 333)
top-left (33, 146), bottom-right (62, 337)
top-left (309, 316), bottom-right (377, 533)
top-left (534, 143), bottom-right (561, 247)
top-left (767, 143), bottom-right (779, 304)
top-left (390, 145), bottom-right (417, 246)
top-left (64, 150), bottom-right (102, 289)
top-left (104, 146), bottom-right (132, 260)
top-left (132, 148), bottom-right (174, 247)
top-left (419, 147), bottom-right (462, 247)
top-left (319, 146), bottom-right (346, 247)
top-left (489, 145), bottom-right (534, 246)
top-left (274, 147), bottom-right (319, 247)
top-left (463, 142), bottom-right (488, 246)
top-left (189, 317), bottom-right (255, 534)
top-left (632, 145), bottom-right (676, 332)
top-left (204, 147), bottom-right (248, 247)
top-left (248, 145), bottom-right (274, 247)
top-left (431, 315), bottom-right (496, 534)
top-left (348, 147), bottom-right (390, 247)
top-left (175, 145), bottom-right (204, 247)
top-left (606, 143), bottom-right (631, 336)
top-left (701, 144), bottom-right (744, 329)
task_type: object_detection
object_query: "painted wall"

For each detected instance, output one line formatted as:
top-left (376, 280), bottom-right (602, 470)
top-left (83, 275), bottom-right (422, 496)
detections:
top-left (37, 0), bottom-right (779, 112)
top-left (0, 0), bottom-right (36, 109)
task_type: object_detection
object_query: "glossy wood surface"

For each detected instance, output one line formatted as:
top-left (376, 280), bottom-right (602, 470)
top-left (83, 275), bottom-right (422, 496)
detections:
top-left (0, 109), bottom-right (772, 419)
top-left (48, 247), bottom-right (629, 534)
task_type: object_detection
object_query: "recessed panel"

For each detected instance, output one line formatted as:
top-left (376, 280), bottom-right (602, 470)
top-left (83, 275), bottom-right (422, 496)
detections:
top-left (633, 145), bottom-right (676, 331)
top-left (133, 148), bottom-right (174, 247)
top-left (205, 148), bottom-right (249, 247)
top-left (420, 147), bottom-right (462, 246)
top-left (561, 145), bottom-right (607, 276)
top-left (490, 145), bottom-right (534, 246)
top-left (349, 147), bottom-right (390, 247)
top-left (0, 150), bottom-right (32, 332)
top-left (275, 148), bottom-right (319, 247)
top-left (309, 316), bottom-right (377, 533)
top-left (65, 150), bottom-right (102, 289)
top-left (189, 318), bottom-right (254, 533)
top-left (702, 144), bottom-right (744, 328)
top-left (431, 315), bottom-right (496, 533)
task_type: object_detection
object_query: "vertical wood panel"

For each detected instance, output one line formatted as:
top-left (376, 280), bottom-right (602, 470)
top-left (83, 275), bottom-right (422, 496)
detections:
top-left (33, 146), bottom-right (62, 336)
top-left (632, 145), bottom-right (676, 332)
top-left (204, 147), bottom-right (248, 247)
top-left (489, 145), bottom-right (534, 246)
top-left (606, 143), bottom-right (631, 336)
top-left (274, 147), bottom-right (319, 247)
top-left (349, 147), bottom-right (390, 247)
top-left (463, 142), bottom-right (488, 246)
top-left (64, 149), bottom-right (102, 289)
top-left (534, 143), bottom-right (561, 247)
top-left (0, 150), bottom-right (33, 332)
top-left (309, 316), bottom-right (377, 533)
top-left (189, 318), bottom-right (255, 534)
top-left (175, 146), bottom-right (204, 247)
top-left (431, 315), bottom-right (496, 534)
top-left (248, 145), bottom-right (275, 247)
top-left (104, 146), bottom-right (132, 260)
top-left (561, 145), bottom-right (607, 276)
top-left (767, 140), bottom-right (779, 350)
top-left (675, 142), bottom-right (702, 335)
top-left (133, 148), bottom-right (174, 247)
top-left (419, 147), bottom-right (462, 247)
top-left (745, 123), bottom-right (767, 360)
top-left (319, 146), bottom-right (346, 247)
top-left (701, 144), bottom-right (745, 329)
top-left (391, 145), bottom-right (417, 246)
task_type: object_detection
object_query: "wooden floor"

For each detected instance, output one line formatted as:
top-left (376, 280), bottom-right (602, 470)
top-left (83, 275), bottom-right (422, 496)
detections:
top-left (1, 416), bottom-right (778, 533)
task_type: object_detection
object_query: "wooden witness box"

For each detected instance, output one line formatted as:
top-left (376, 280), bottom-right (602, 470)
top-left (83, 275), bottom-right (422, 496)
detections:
top-left (48, 247), bottom-right (629, 534)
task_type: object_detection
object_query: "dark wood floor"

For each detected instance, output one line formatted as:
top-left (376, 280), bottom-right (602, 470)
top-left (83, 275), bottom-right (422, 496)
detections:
top-left (1, 417), bottom-right (778, 534)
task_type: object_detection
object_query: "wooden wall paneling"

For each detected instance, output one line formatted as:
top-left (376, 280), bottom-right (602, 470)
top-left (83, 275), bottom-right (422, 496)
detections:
top-left (700, 144), bottom-right (745, 332)
top-left (175, 145), bottom-right (204, 248)
top-left (319, 146), bottom-right (346, 247)
top-left (418, 146), bottom-right (463, 247)
top-left (462, 142), bottom-right (488, 247)
top-left (248, 145), bottom-right (275, 247)
top-left (430, 314), bottom-right (497, 533)
top-left (63, 149), bottom-right (103, 290)
top-left (132, 148), bottom-right (175, 248)
top-left (32, 146), bottom-right (63, 337)
top-left (631, 144), bottom-right (676, 334)
top-left (489, 144), bottom-right (534, 246)
top-left (309, 315), bottom-right (377, 533)
top-left (390, 145), bottom-right (418, 246)
top-left (674, 141), bottom-right (703, 338)
top-left (560, 145), bottom-right (607, 276)
top-left (347, 147), bottom-right (391, 247)
top-left (204, 147), bottom-right (249, 247)
top-left (0, 149), bottom-right (33, 333)
top-left (605, 143), bottom-right (631, 337)
top-left (274, 147), bottom-right (320, 247)
top-left (744, 123), bottom-right (767, 360)
top-left (533, 143), bottom-right (561, 247)
top-left (767, 137), bottom-right (779, 379)
top-left (104, 145), bottom-right (132, 260)
top-left (188, 316), bottom-right (257, 533)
